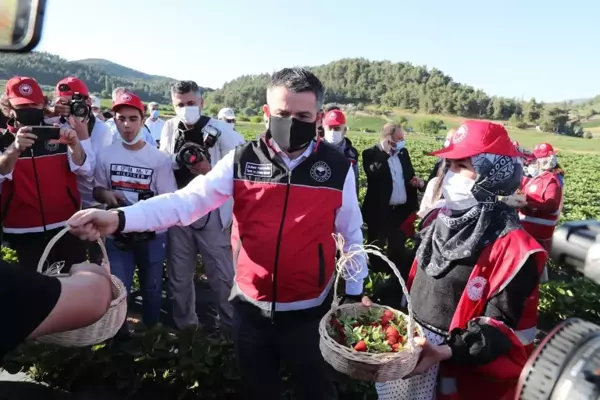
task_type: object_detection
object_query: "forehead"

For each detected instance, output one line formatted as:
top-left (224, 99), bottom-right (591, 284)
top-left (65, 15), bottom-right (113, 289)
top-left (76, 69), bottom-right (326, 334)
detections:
top-left (171, 91), bottom-right (199, 104)
top-left (116, 106), bottom-right (141, 118)
top-left (149, 103), bottom-right (159, 109)
top-left (267, 86), bottom-right (317, 114)
top-left (392, 128), bottom-right (404, 139)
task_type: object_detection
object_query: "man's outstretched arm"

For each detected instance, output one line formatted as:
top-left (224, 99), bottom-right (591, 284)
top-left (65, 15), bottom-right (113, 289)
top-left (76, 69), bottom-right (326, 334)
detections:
top-left (122, 150), bottom-right (236, 233)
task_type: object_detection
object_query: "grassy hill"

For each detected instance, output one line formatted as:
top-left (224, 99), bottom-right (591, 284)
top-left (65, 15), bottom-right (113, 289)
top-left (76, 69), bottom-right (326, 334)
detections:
top-left (75, 58), bottom-right (175, 82)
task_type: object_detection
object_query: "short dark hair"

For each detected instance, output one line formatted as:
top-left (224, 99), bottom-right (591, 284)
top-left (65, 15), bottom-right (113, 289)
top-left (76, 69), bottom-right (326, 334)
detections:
top-left (324, 104), bottom-right (341, 112)
top-left (267, 68), bottom-right (324, 110)
top-left (171, 80), bottom-right (202, 97)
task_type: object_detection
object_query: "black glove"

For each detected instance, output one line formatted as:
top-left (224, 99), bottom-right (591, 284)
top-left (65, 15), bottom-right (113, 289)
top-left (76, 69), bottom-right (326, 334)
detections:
top-left (447, 320), bottom-right (512, 366)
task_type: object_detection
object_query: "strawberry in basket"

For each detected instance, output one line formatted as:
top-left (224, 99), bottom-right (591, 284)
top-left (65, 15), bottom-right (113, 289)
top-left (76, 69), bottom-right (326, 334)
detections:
top-left (327, 308), bottom-right (417, 354)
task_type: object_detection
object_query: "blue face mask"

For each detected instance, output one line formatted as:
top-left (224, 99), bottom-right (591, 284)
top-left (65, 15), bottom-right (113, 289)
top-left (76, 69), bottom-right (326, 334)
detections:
top-left (390, 140), bottom-right (405, 151)
top-left (150, 110), bottom-right (160, 119)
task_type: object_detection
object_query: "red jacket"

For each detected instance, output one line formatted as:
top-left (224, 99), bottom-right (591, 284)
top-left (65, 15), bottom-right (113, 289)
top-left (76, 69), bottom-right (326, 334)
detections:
top-left (519, 172), bottom-right (563, 251)
top-left (1, 124), bottom-right (81, 234)
top-left (230, 138), bottom-right (350, 314)
top-left (408, 227), bottom-right (547, 400)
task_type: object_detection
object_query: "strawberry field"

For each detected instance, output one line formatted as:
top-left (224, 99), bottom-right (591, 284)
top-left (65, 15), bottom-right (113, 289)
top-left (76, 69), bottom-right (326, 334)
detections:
top-left (2, 124), bottom-right (600, 399)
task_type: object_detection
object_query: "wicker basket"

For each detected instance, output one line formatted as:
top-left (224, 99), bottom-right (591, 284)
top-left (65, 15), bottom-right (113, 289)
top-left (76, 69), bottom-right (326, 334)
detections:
top-left (319, 235), bottom-right (424, 383)
top-left (35, 227), bottom-right (128, 347)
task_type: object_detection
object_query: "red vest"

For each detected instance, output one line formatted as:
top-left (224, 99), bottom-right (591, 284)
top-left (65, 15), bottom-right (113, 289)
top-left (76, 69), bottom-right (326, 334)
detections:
top-left (519, 172), bottom-right (563, 250)
top-left (408, 226), bottom-right (547, 400)
top-left (230, 139), bottom-right (350, 313)
top-left (1, 129), bottom-right (81, 234)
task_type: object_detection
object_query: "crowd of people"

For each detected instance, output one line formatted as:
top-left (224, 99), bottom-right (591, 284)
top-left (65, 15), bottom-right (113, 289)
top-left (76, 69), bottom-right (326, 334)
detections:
top-left (0, 67), bottom-right (565, 400)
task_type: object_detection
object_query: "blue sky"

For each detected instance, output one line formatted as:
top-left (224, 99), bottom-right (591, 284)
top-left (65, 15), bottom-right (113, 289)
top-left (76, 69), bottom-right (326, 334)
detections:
top-left (36, 0), bottom-right (599, 102)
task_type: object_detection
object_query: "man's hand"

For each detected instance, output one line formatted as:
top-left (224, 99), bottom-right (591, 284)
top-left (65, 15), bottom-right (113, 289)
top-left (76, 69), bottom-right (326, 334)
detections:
top-left (52, 125), bottom-right (79, 148)
top-left (500, 193), bottom-right (527, 208)
top-left (188, 159), bottom-right (211, 175)
top-left (67, 116), bottom-right (90, 140)
top-left (410, 176), bottom-right (425, 188)
top-left (103, 190), bottom-right (126, 208)
top-left (405, 339), bottom-right (452, 378)
top-left (67, 209), bottom-right (120, 241)
top-left (13, 126), bottom-right (36, 152)
top-left (53, 103), bottom-right (70, 117)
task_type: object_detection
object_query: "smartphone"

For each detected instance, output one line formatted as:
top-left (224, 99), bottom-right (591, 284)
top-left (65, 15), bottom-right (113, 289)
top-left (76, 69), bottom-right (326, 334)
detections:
top-left (31, 126), bottom-right (60, 141)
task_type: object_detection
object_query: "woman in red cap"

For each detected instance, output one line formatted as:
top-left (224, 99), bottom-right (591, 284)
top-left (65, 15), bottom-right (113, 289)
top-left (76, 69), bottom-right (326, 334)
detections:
top-left (368, 120), bottom-right (547, 400)
top-left (515, 142), bottom-right (564, 252)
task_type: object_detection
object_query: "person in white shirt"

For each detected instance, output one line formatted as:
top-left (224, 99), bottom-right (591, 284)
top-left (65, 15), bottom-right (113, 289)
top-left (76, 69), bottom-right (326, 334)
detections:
top-left (158, 80), bottom-right (245, 331)
top-left (92, 91), bottom-right (177, 334)
top-left (217, 107), bottom-right (236, 126)
top-left (145, 102), bottom-right (164, 147)
top-left (90, 95), bottom-right (104, 121)
top-left (67, 68), bottom-right (366, 400)
top-left (52, 78), bottom-right (113, 264)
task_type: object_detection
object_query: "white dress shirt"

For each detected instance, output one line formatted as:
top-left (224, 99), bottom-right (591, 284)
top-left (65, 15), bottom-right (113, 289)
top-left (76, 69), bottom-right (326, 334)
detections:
top-left (122, 140), bottom-right (367, 295)
top-left (386, 146), bottom-right (407, 206)
top-left (145, 117), bottom-right (165, 143)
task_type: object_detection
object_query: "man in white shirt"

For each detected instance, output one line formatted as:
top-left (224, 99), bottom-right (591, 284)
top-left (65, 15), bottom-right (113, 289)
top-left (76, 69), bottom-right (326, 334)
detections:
top-left (67, 68), bottom-right (367, 400)
top-left (145, 102), bottom-right (164, 147)
top-left (158, 80), bottom-right (244, 332)
top-left (90, 95), bottom-right (104, 121)
top-left (217, 107), bottom-right (236, 126)
top-left (52, 77), bottom-right (113, 264)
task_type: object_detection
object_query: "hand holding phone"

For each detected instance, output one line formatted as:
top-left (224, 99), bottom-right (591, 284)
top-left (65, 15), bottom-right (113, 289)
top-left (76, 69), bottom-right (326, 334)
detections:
top-left (31, 126), bottom-right (60, 142)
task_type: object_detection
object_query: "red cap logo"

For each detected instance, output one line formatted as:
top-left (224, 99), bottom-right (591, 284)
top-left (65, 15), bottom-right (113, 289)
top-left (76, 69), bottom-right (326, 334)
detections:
top-left (452, 125), bottom-right (468, 144)
top-left (120, 93), bottom-right (132, 102)
top-left (18, 84), bottom-right (33, 97)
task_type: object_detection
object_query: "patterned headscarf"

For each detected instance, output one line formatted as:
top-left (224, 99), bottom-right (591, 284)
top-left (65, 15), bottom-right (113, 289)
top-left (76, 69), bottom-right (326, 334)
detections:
top-left (416, 154), bottom-right (523, 277)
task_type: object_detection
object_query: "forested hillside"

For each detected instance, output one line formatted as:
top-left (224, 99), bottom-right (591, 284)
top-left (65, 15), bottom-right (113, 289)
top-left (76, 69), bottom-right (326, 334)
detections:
top-left (0, 52), bottom-right (211, 102)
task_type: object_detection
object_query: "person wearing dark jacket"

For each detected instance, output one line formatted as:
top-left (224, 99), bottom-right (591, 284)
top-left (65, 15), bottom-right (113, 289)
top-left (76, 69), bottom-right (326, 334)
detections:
top-left (361, 123), bottom-right (424, 276)
top-left (0, 77), bottom-right (93, 271)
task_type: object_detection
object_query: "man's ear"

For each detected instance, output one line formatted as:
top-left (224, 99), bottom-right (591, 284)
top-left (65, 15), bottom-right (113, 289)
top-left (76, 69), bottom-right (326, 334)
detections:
top-left (200, 97), bottom-right (205, 109)
top-left (316, 110), bottom-right (324, 127)
top-left (263, 104), bottom-right (270, 118)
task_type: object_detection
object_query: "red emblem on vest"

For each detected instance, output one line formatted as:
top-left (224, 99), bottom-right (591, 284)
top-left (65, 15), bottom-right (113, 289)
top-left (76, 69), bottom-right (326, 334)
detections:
top-left (466, 276), bottom-right (487, 301)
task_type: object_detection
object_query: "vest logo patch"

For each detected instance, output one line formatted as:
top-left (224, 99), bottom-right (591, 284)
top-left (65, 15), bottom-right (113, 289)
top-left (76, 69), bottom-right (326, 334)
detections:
top-left (310, 161), bottom-right (332, 183)
top-left (466, 276), bottom-right (487, 301)
top-left (44, 140), bottom-right (59, 153)
top-left (244, 162), bottom-right (273, 178)
top-left (529, 184), bottom-right (538, 193)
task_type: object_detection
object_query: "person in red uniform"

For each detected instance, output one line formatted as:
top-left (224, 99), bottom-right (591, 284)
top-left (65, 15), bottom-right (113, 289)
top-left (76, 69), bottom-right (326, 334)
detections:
top-left (517, 142), bottom-right (564, 252)
top-left (366, 121), bottom-right (547, 400)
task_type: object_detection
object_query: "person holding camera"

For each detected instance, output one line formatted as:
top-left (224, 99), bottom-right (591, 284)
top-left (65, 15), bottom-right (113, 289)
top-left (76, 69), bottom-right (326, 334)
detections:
top-left (158, 80), bottom-right (244, 331)
top-left (0, 76), bottom-right (92, 271)
top-left (93, 91), bottom-right (176, 332)
top-left (52, 77), bottom-right (113, 265)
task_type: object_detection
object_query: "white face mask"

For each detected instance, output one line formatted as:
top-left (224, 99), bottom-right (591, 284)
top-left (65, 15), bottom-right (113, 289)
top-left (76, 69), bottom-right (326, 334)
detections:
top-left (527, 164), bottom-right (540, 177)
top-left (176, 106), bottom-right (201, 125)
top-left (120, 130), bottom-right (144, 146)
top-left (442, 171), bottom-right (479, 210)
top-left (324, 129), bottom-right (344, 144)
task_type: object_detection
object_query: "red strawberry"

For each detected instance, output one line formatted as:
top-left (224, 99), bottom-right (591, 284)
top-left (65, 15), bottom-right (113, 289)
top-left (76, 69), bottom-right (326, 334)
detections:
top-left (387, 336), bottom-right (397, 345)
top-left (392, 343), bottom-right (400, 351)
top-left (354, 341), bottom-right (367, 352)
top-left (383, 310), bottom-right (395, 319)
top-left (386, 326), bottom-right (400, 339)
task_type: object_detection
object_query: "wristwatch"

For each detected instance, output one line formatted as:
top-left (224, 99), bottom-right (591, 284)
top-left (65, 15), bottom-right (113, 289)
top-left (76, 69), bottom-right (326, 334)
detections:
top-left (113, 209), bottom-right (126, 234)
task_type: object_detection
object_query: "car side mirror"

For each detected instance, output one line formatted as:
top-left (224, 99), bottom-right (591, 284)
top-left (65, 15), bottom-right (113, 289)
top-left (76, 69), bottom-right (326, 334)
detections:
top-left (0, 0), bottom-right (46, 53)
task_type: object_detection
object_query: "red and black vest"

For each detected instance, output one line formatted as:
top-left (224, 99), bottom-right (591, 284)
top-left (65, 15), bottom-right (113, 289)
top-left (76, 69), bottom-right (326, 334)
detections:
top-left (229, 138), bottom-right (350, 315)
top-left (1, 124), bottom-right (81, 235)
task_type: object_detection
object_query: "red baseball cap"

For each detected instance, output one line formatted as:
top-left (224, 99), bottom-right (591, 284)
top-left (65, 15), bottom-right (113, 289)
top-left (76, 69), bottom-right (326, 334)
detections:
top-left (532, 143), bottom-right (556, 158)
top-left (112, 92), bottom-right (144, 115)
top-left (431, 120), bottom-right (521, 159)
top-left (4, 77), bottom-right (45, 106)
top-left (56, 77), bottom-right (89, 97)
top-left (323, 109), bottom-right (346, 127)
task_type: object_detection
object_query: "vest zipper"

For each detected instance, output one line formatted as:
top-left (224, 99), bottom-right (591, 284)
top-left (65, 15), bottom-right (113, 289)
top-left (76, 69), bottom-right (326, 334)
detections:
top-left (30, 149), bottom-right (48, 232)
top-left (271, 171), bottom-right (292, 322)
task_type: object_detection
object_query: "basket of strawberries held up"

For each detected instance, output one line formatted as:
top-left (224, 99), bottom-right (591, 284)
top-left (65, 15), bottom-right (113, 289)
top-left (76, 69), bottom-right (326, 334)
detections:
top-left (319, 234), bottom-right (424, 383)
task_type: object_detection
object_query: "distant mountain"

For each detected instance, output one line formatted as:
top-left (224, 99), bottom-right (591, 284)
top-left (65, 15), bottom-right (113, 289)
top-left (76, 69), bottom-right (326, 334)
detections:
top-left (0, 51), bottom-right (212, 103)
top-left (74, 58), bottom-right (175, 82)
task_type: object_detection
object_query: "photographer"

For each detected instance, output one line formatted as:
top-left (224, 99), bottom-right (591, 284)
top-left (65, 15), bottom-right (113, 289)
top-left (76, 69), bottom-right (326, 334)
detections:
top-left (53, 77), bottom-right (113, 264)
top-left (0, 76), bottom-right (92, 271)
top-left (159, 80), bottom-right (245, 331)
top-left (93, 91), bottom-right (176, 332)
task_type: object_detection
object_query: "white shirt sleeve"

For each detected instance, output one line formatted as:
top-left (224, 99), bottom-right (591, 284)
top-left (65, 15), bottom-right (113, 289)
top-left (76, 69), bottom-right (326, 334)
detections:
top-left (159, 120), bottom-right (179, 169)
top-left (122, 149), bottom-right (235, 232)
top-left (334, 167), bottom-right (367, 295)
top-left (93, 149), bottom-right (109, 190)
top-left (68, 138), bottom-right (94, 176)
top-left (155, 154), bottom-right (178, 195)
top-left (144, 127), bottom-right (157, 147)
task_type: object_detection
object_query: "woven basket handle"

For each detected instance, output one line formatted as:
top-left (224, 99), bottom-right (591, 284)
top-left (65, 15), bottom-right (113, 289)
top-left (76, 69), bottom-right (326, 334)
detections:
top-left (330, 234), bottom-right (417, 347)
top-left (36, 226), bottom-right (109, 274)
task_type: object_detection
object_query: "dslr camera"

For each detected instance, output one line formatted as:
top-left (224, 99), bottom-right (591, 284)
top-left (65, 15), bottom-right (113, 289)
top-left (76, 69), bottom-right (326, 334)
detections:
top-left (57, 83), bottom-right (89, 119)
top-left (517, 220), bottom-right (600, 400)
top-left (175, 124), bottom-right (221, 167)
top-left (108, 191), bottom-right (156, 251)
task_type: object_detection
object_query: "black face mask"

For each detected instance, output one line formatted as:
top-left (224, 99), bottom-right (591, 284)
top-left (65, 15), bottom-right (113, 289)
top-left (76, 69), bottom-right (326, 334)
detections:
top-left (14, 108), bottom-right (44, 126)
top-left (268, 117), bottom-right (316, 152)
